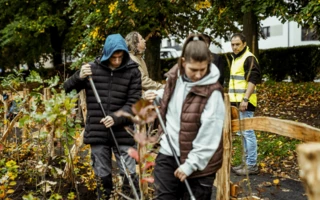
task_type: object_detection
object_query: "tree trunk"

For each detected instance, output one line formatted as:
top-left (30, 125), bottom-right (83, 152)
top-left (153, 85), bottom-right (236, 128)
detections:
top-left (145, 35), bottom-right (162, 81)
top-left (50, 26), bottom-right (63, 67)
top-left (243, 11), bottom-right (259, 58)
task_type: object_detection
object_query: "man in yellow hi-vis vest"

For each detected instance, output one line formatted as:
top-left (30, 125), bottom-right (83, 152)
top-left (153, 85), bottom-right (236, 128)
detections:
top-left (229, 33), bottom-right (261, 176)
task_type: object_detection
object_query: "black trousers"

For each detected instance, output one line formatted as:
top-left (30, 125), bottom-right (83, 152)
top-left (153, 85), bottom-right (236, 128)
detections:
top-left (153, 153), bottom-right (215, 200)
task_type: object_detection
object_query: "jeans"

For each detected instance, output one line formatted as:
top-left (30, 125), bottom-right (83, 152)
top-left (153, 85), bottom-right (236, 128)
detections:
top-left (90, 144), bottom-right (137, 177)
top-left (90, 144), bottom-right (138, 198)
top-left (154, 153), bottom-right (215, 200)
top-left (238, 111), bottom-right (257, 166)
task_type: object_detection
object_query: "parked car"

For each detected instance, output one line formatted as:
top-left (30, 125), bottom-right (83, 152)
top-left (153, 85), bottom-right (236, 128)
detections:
top-left (160, 48), bottom-right (180, 59)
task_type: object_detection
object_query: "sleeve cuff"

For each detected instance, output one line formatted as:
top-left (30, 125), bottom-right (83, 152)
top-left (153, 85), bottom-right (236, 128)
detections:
top-left (75, 71), bottom-right (86, 81)
top-left (179, 162), bottom-right (194, 177)
top-left (109, 113), bottom-right (119, 126)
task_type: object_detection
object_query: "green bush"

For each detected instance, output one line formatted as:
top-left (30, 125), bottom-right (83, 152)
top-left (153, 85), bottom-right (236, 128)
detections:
top-left (159, 45), bottom-right (320, 83)
top-left (260, 45), bottom-right (320, 82)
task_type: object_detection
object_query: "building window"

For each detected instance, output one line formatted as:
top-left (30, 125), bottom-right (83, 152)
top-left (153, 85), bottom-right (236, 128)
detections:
top-left (301, 27), bottom-right (319, 41)
top-left (262, 26), bottom-right (270, 38)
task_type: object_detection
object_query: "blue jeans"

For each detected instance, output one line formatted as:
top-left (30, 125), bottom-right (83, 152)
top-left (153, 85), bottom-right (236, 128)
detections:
top-left (239, 111), bottom-right (257, 166)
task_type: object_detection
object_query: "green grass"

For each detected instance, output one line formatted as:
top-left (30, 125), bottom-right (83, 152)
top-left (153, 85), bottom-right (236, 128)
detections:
top-left (232, 131), bottom-right (302, 167)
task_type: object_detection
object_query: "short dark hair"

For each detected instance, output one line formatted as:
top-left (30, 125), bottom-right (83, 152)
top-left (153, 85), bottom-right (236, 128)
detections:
top-left (231, 33), bottom-right (246, 43)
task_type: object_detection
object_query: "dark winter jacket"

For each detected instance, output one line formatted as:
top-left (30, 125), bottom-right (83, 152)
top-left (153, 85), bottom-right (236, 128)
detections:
top-left (212, 53), bottom-right (226, 86)
top-left (64, 34), bottom-right (142, 145)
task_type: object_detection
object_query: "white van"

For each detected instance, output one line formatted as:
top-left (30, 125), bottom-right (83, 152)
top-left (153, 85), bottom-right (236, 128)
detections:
top-left (160, 48), bottom-right (180, 59)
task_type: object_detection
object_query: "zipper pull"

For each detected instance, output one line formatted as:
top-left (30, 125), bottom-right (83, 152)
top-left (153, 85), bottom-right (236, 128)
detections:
top-left (111, 71), bottom-right (113, 76)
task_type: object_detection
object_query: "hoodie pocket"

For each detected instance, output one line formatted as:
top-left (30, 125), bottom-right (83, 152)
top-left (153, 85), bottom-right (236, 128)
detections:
top-left (198, 174), bottom-right (216, 187)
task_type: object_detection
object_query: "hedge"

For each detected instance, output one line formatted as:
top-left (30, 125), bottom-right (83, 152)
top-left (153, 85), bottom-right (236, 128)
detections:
top-left (160, 45), bottom-right (320, 83)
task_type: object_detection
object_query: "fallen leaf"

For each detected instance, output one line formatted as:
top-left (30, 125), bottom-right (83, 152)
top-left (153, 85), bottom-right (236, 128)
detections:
top-left (142, 161), bottom-right (155, 171)
top-left (141, 177), bottom-right (154, 183)
top-left (273, 179), bottom-right (280, 186)
top-left (127, 147), bottom-right (139, 162)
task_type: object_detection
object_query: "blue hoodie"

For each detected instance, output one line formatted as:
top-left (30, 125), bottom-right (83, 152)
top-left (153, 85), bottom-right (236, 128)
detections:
top-left (101, 33), bottom-right (130, 67)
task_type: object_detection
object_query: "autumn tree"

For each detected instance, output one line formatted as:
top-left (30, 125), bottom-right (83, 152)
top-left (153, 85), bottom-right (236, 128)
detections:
top-left (0, 0), bottom-right (80, 72)
top-left (68, 0), bottom-right (212, 80)
top-left (203, 0), bottom-right (319, 57)
top-left (2, 0), bottom-right (318, 80)
top-left (291, 0), bottom-right (320, 37)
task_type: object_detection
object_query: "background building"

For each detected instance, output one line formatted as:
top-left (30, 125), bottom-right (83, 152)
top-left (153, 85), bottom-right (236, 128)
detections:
top-left (162, 17), bottom-right (320, 54)
top-left (216, 16), bottom-right (320, 53)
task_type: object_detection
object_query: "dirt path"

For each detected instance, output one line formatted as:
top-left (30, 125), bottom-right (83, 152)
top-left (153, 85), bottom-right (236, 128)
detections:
top-left (212, 172), bottom-right (307, 200)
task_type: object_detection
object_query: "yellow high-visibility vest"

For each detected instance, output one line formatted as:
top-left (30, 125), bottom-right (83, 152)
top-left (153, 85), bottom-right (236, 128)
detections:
top-left (228, 47), bottom-right (258, 107)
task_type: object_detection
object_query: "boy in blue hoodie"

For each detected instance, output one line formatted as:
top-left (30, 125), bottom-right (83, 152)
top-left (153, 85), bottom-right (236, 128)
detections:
top-left (64, 34), bottom-right (141, 199)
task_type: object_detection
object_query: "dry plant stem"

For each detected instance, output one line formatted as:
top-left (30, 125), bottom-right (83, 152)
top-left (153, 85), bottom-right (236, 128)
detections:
top-left (79, 90), bottom-right (87, 122)
top-left (137, 122), bottom-right (148, 199)
top-left (43, 88), bottom-right (55, 158)
top-left (215, 94), bottom-right (232, 200)
top-left (0, 110), bottom-right (23, 142)
top-left (22, 88), bottom-right (30, 143)
top-left (64, 119), bottom-right (80, 200)
top-left (117, 191), bottom-right (134, 200)
top-left (42, 127), bottom-right (52, 199)
top-left (58, 136), bottom-right (63, 194)
top-left (1, 89), bottom-right (31, 143)
top-left (297, 143), bottom-right (320, 200)
top-left (63, 129), bottom-right (85, 179)
top-left (63, 91), bottom-right (86, 179)
top-left (0, 94), bottom-right (8, 132)
top-left (46, 124), bottom-right (55, 158)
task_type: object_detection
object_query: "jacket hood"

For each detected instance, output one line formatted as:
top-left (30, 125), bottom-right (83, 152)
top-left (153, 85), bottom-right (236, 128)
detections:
top-left (101, 34), bottom-right (130, 66)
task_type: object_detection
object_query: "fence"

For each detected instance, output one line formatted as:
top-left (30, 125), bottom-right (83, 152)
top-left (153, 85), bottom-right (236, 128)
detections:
top-left (215, 94), bottom-right (320, 200)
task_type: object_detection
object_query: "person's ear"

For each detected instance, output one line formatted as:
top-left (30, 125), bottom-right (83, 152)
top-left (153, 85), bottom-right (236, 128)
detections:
top-left (244, 42), bottom-right (247, 46)
top-left (181, 57), bottom-right (186, 67)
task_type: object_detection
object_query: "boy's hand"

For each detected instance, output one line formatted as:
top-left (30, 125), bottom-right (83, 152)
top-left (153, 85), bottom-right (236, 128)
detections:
top-left (80, 63), bottom-right (92, 79)
top-left (100, 116), bottom-right (114, 128)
